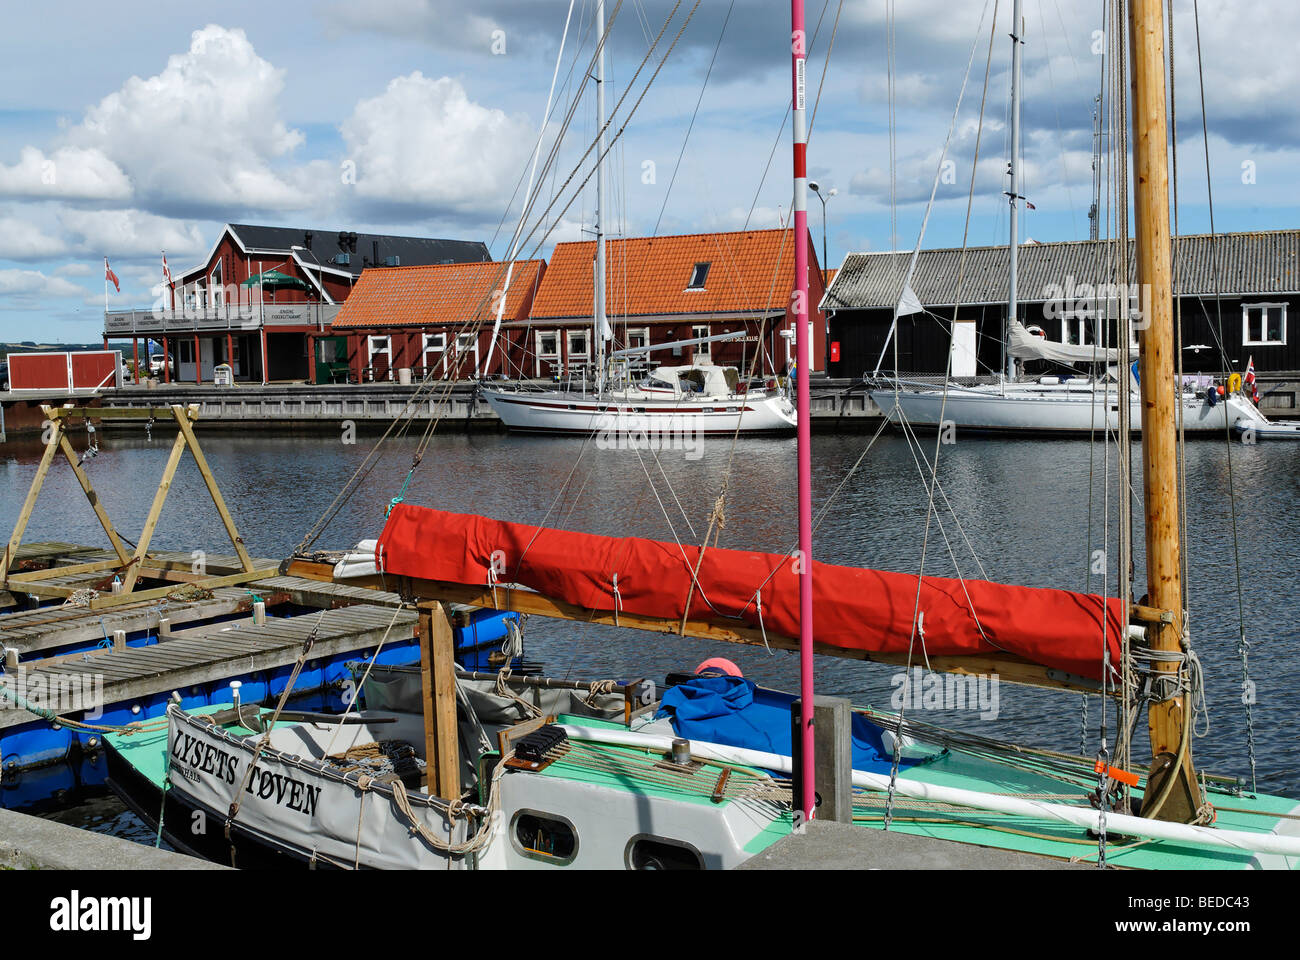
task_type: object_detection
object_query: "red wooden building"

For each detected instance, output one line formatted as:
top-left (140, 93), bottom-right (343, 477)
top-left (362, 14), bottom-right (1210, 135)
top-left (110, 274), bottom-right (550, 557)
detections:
top-left (495, 227), bottom-right (827, 380)
top-left (103, 223), bottom-right (489, 384)
top-left (330, 259), bottom-right (546, 383)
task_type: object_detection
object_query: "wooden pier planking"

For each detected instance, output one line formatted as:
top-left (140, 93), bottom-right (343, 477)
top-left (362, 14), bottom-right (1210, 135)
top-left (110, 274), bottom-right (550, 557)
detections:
top-left (0, 604), bottom-right (418, 730)
top-left (0, 587), bottom-right (267, 658)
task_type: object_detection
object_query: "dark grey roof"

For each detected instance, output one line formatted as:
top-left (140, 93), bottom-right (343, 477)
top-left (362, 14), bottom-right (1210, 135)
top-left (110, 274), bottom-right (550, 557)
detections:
top-left (227, 223), bottom-right (491, 278)
top-left (824, 230), bottom-right (1300, 311)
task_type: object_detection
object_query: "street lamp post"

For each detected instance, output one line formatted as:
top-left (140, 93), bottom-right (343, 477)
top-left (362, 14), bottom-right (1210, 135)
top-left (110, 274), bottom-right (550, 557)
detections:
top-left (808, 181), bottom-right (836, 369)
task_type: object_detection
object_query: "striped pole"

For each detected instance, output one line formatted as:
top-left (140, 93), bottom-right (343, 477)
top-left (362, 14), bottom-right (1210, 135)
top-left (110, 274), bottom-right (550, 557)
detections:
top-left (790, 0), bottom-right (815, 824)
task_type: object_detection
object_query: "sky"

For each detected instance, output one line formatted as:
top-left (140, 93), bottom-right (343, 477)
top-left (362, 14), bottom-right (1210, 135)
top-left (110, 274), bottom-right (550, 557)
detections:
top-left (0, 0), bottom-right (1296, 343)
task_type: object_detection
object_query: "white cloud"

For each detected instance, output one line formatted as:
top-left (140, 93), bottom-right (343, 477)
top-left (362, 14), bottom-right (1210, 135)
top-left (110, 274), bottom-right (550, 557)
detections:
top-left (0, 216), bottom-right (67, 260)
top-left (58, 208), bottom-right (206, 260)
top-left (0, 145), bottom-right (132, 202)
top-left (341, 72), bottom-right (535, 217)
top-left (0, 268), bottom-right (87, 307)
top-left (43, 25), bottom-right (309, 214)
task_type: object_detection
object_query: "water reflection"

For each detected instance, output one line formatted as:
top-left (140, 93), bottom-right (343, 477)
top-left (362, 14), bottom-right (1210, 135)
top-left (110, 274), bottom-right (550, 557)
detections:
top-left (2, 426), bottom-right (1297, 827)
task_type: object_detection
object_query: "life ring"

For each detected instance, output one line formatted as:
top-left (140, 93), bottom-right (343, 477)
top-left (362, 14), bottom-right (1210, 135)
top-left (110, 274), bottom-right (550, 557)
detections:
top-left (1025, 325), bottom-right (1047, 339)
top-left (1227, 373), bottom-right (1242, 394)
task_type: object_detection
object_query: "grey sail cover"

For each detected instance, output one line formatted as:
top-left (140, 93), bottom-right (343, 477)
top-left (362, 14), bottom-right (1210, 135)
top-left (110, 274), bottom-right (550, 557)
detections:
top-left (1007, 319), bottom-right (1133, 364)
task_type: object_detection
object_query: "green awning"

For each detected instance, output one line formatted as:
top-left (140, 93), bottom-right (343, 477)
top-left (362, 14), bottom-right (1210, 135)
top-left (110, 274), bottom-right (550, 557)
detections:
top-left (242, 269), bottom-right (309, 290)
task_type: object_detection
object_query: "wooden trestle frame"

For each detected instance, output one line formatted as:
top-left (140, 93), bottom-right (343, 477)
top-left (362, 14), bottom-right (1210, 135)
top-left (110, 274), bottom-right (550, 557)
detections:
top-left (1, 404), bottom-right (277, 609)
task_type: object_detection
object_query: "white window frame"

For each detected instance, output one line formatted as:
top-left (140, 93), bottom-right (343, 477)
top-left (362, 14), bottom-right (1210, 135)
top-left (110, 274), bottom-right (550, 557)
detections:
top-left (454, 332), bottom-right (480, 376)
top-left (567, 328), bottom-right (591, 361)
top-left (368, 335), bottom-right (391, 364)
top-left (1242, 303), bottom-right (1287, 347)
top-left (692, 324), bottom-right (711, 360)
top-left (423, 332), bottom-right (446, 373)
top-left (209, 261), bottom-right (223, 309)
top-left (536, 329), bottom-right (560, 378)
top-left (624, 326), bottom-right (650, 351)
top-left (1065, 317), bottom-right (1091, 347)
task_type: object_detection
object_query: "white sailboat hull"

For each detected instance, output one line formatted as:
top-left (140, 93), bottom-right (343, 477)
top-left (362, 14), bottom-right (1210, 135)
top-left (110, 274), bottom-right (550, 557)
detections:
top-left (481, 388), bottom-right (798, 435)
top-left (871, 383), bottom-right (1270, 436)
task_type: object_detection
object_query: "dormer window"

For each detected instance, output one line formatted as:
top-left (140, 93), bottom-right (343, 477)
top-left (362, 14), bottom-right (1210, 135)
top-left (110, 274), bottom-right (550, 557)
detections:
top-left (687, 262), bottom-right (710, 289)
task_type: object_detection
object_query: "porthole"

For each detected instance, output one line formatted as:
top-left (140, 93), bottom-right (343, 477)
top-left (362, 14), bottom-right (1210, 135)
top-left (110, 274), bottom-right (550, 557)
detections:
top-left (510, 809), bottom-right (578, 866)
top-left (624, 834), bottom-right (704, 870)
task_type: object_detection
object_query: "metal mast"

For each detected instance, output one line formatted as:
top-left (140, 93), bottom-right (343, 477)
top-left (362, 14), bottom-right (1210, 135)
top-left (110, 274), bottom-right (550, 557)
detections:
top-left (1004, 0), bottom-right (1024, 380)
top-left (593, 0), bottom-right (609, 395)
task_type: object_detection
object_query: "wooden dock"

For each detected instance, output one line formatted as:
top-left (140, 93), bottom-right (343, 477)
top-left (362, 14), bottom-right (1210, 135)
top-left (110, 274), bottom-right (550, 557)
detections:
top-left (0, 543), bottom-right (429, 739)
top-left (0, 603), bottom-right (416, 731)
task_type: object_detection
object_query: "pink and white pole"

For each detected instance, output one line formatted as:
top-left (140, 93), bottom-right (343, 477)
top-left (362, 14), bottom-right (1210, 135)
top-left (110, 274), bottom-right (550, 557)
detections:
top-left (790, 0), bottom-right (815, 823)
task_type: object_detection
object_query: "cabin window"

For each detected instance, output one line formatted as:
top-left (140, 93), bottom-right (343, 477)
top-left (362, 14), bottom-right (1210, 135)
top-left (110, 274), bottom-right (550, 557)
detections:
top-left (692, 325), bottom-right (711, 360)
top-left (1243, 304), bottom-right (1286, 346)
top-left (625, 327), bottom-right (650, 351)
top-left (625, 835), bottom-right (704, 870)
top-left (511, 810), bottom-right (578, 865)
top-left (687, 262), bottom-right (711, 289)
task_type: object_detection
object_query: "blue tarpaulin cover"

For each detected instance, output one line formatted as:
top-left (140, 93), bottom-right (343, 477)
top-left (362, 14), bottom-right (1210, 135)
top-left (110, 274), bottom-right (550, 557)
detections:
top-left (656, 675), bottom-right (911, 774)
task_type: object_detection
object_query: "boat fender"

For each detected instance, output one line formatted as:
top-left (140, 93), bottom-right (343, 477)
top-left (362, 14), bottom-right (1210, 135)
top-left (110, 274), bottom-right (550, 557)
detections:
top-left (1205, 386), bottom-right (1219, 407)
top-left (695, 657), bottom-right (742, 678)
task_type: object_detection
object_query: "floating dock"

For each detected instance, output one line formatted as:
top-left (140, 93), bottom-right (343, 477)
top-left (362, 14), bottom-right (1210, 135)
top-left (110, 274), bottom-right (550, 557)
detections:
top-left (0, 542), bottom-right (517, 780)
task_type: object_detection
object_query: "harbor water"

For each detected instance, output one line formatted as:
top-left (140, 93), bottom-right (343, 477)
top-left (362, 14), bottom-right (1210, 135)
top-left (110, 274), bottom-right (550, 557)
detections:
top-left (2, 425), bottom-right (1297, 838)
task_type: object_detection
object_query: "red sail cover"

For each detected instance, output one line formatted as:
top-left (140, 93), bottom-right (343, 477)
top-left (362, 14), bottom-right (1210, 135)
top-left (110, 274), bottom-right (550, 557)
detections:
top-left (377, 504), bottom-right (1124, 681)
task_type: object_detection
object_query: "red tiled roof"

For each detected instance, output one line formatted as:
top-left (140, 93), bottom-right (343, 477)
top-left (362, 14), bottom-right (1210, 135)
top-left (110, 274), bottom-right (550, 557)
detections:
top-left (528, 228), bottom-right (815, 320)
top-left (823, 267), bottom-right (837, 286)
top-left (331, 259), bottom-right (544, 328)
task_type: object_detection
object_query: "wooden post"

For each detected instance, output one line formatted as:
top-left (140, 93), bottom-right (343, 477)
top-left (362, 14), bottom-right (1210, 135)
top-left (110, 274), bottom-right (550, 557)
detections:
top-left (162, 336), bottom-right (171, 384)
top-left (120, 407), bottom-right (190, 593)
top-left (172, 405), bottom-right (256, 572)
top-left (812, 695), bottom-right (853, 824)
top-left (418, 601), bottom-right (461, 801)
top-left (132, 338), bottom-right (140, 385)
top-left (1, 411), bottom-right (61, 580)
top-left (1129, 0), bottom-right (1200, 820)
top-left (55, 432), bottom-right (131, 565)
top-left (306, 334), bottom-right (316, 384)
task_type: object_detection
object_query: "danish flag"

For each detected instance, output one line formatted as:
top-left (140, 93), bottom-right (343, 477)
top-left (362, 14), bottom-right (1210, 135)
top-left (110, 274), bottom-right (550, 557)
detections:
top-left (104, 258), bottom-right (120, 293)
top-left (1244, 356), bottom-right (1259, 404)
top-left (162, 251), bottom-right (172, 286)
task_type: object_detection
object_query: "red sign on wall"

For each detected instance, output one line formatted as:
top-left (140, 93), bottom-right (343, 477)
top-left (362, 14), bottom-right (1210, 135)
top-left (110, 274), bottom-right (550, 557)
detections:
top-left (830, 341), bottom-right (841, 363)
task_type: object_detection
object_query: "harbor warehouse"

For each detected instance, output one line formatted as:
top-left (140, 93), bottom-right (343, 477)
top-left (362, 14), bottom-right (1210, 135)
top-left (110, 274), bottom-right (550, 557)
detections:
top-left (823, 229), bottom-right (1300, 382)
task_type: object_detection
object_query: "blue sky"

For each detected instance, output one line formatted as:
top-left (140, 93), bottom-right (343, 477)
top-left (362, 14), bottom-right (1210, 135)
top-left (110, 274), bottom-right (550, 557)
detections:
top-left (1, 0), bottom-right (1296, 342)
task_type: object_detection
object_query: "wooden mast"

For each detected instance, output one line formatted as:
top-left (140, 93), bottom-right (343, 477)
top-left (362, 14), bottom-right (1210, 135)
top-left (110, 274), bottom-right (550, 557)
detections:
top-left (1127, 0), bottom-right (1202, 820)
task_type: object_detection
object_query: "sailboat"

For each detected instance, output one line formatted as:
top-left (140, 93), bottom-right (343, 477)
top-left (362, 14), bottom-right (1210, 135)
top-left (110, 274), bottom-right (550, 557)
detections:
top-left (478, 5), bottom-right (795, 438)
top-left (106, 0), bottom-right (1300, 870)
top-left (867, 0), bottom-right (1293, 439)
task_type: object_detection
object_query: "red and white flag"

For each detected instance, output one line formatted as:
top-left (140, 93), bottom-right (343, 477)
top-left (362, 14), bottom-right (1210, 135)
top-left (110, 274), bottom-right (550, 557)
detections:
top-left (1245, 355), bottom-right (1260, 403)
top-left (104, 258), bottom-right (120, 293)
top-left (162, 251), bottom-right (172, 285)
